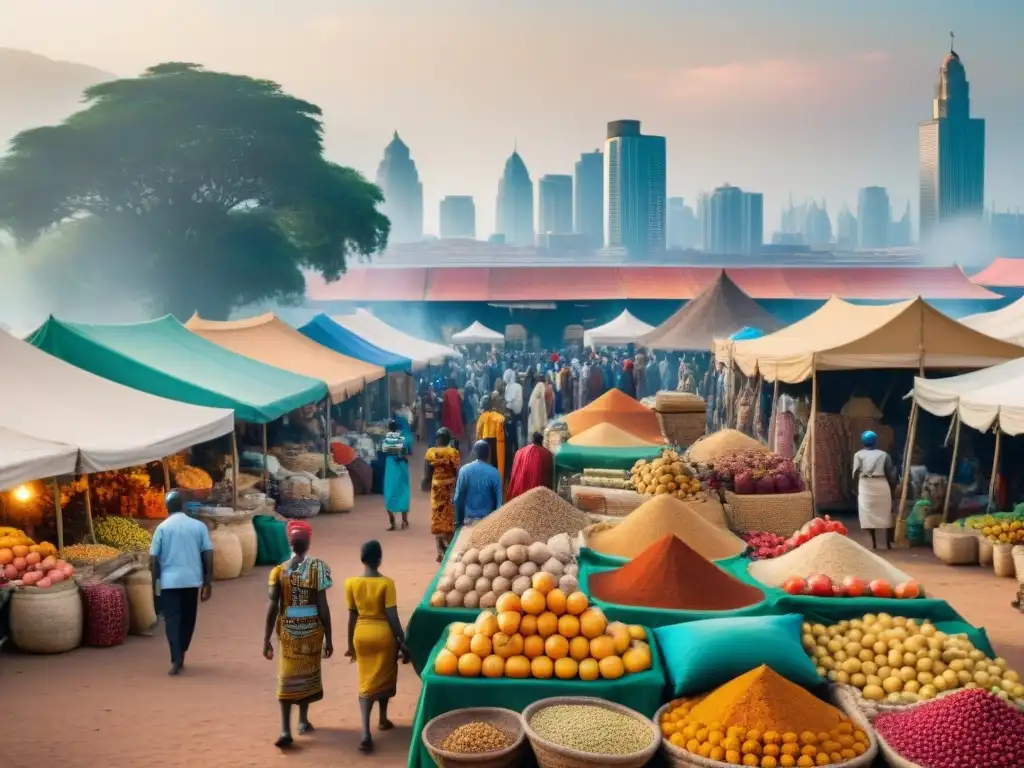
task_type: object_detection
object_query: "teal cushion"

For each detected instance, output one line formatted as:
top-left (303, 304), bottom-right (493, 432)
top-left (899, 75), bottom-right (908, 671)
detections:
top-left (653, 613), bottom-right (822, 697)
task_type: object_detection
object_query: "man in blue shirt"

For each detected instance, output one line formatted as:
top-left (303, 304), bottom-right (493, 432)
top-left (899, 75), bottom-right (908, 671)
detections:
top-left (149, 490), bottom-right (214, 676)
top-left (454, 440), bottom-right (503, 526)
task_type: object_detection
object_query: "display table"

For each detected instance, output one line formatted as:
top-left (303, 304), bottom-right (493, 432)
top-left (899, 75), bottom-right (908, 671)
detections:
top-left (554, 443), bottom-right (663, 473)
top-left (407, 624), bottom-right (668, 768)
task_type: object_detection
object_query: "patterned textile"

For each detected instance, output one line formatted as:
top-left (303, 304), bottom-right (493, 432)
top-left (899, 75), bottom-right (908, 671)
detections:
top-left (425, 445), bottom-right (460, 536)
top-left (271, 557), bottom-right (332, 703)
top-left (800, 413), bottom-right (852, 506)
top-left (345, 575), bottom-right (399, 701)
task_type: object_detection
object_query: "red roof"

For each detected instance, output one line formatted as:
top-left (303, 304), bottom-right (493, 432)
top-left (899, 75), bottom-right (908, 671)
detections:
top-left (307, 266), bottom-right (998, 302)
top-left (971, 258), bottom-right (1024, 288)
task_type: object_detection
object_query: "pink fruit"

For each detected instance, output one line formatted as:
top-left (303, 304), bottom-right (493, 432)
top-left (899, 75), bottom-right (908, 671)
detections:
top-left (36, 577), bottom-right (51, 589)
top-left (807, 574), bottom-right (834, 597)
top-left (869, 579), bottom-right (893, 598)
top-left (782, 577), bottom-right (806, 595)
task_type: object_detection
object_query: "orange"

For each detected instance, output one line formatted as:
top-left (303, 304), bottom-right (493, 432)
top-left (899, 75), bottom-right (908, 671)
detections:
top-left (477, 612), bottom-right (500, 638)
top-left (492, 632), bottom-right (524, 659)
top-left (446, 633), bottom-right (471, 657)
top-left (558, 614), bottom-right (580, 638)
top-left (434, 649), bottom-right (459, 676)
top-left (554, 657), bottom-right (579, 679)
top-left (607, 622), bottom-right (631, 654)
top-left (598, 656), bottom-right (624, 680)
top-left (495, 592), bottom-right (521, 614)
top-left (449, 622), bottom-right (467, 636)
top-left (532, 571), bottom-right (556, 595)
top-left (545, 634), bottom-right (570, 660)
top-left (545, 588), bottom-right (567, 615)
top-left (579, 658), bottom-right (600, 681)
top-left (497, 610), bottom-right (521, 635)
top-left (469, 633), bottom-right (492, 657)
top-left (531, 655), bottom-right (554, 679)
top-left (569, 636), bottom-right (590, 662)
top-left (519, 614), bottom-right (538, 636)
top-left (565, 591), bottom-right (589, 615)
top-left (463, 623), bottom-right (477, 637)
top-left (523, 635), bottom-right (546, 659)
top-left (579, 608), bottom-right (608, 639)
top-left (627, 625), bottom-right (647, 641)
top-left (458, 653), bottom-right (483, 677)
top-left (623, 644), bottom-right (652, 673)
top-left (589, 634), bottom-right (616, 661)
top-left (505, 655), bottom-right (531, 679)
top-left (481, 654), bottom-right (505, 678)
top-left (520, 588), bottom-right (546, 615)
top-left (536, 612), bottom-right (559, 638)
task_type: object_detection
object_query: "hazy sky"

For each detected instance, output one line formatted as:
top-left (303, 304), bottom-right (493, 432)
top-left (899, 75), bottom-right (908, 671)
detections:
top-left (3, 0), bottom-right (1024, 238)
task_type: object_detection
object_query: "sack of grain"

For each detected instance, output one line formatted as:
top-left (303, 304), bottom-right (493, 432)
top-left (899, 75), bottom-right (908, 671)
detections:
top-left (125, 569), bottom-right (158, 636)
top-left (723, 490), bottom-right (813, 537)
top-left (210, 526), bottom-right (243, 580)
top-left (654, 390), bottom-right (706, 413)
top-left (993, 542), bottom-right (1016, 578)
top-left (932, 526), bottom-right (979, 566)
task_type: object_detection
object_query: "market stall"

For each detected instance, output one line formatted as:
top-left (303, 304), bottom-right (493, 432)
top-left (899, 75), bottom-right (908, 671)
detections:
top-left (450, 320), bottom-right (504, 346)
top-left (582, 310), bottom-right (653, 348)
top-left (960, 296), bottom-right (1024, 346)
top-left (331, 308), bottom-right (459, 369)
top-left (0, 428), bottom-right (77, 492)
top-left (298, 313), bottom-right (413, 373)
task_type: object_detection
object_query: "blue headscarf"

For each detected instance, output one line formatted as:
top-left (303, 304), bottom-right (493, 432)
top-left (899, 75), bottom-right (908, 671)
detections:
top-left (861, 430), bottom-right (877, 448)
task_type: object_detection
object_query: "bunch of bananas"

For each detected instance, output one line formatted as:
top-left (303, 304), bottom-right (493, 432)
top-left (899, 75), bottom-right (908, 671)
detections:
top-left (174, 465), bottom-right (213, 490)
top-left (93, 516), bottom-right (152, 551)
top-left (60, 543), bottom-right (122, 564)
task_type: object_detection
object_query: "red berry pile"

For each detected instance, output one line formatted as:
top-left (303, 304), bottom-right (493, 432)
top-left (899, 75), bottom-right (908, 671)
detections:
top-left (742, 516), bottom-right (849, 560)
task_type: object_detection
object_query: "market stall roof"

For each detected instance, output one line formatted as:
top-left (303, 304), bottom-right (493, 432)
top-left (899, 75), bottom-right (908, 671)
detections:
top-left (970, 257), bottom-right (1024, 288)
top-left (331, 309), bottom-right (460, 368)
top-left (298, 314), bottom-right (413, 374)
top-left (911, 359), bottom-right (1024, 435)
top-left (27, 316), bottom-right (327, 424)
top-left (0, 329), bottom-right (234, 475)
top-left (729, 296), bottom-right (1024, 383)
top-left (450, 321), bottom-right (504, 345)
top-left (583, 310), bottom-right (654, 348)
top-left (562, 389), bottom-right (665, 444)
top-left (639, 270), bottom-right (782, 351)
top-left (0, 427), bottom-right (78, 490)
top-left (958, 297), bottom-right (1024, 345)
top-left (185, 313), bottom-right (384, 403)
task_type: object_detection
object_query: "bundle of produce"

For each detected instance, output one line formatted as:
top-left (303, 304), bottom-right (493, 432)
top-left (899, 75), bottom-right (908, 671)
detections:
top-left (685, 429), bottom-right (770, 463)
top-left (589, 534), bottom-right (765, 611)
top-left (584, 495), bottom-right (745, 560)
top-left (468, 487), bottom-right (589, 548)
top-left (59, 543), bottom-right (122, 566)
top-left (630, 449), bottom-right (705, 500)
top-left (873, 688), bottom-right (1024, 767)
top-left (93, 516), bottom-right (152, 551)
top-left (1, 543), bottom-right (75, 588)
top-left (173, 465), bottom-right (213, 491)
top-left (0, 528), bottom-right (57, 560)
top-left (970, 515), bottom-right (1024, 545)
top-left (745, 516), bottom-right (849, 560)
top-left (748, 532), bottom-right (912, 590)
top-left (654, 390), bottom-right (705, 413)
top-left (698, 449), bottom-right (804, 494)
top-left (433, 583), bottom-right (652, 680)
top-left (801, 614), bottom-right (1024, 708)
top-left (659, 665), bottom-right (873, 765)
top-left (580, 468), bottom-right (634, 490)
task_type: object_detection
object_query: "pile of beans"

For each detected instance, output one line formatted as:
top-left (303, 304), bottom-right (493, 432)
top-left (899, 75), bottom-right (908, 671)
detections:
top-left (440, 722), bottom-right (512, 753)
top-left (873, 688), bottom-right (1024, 767)
top-left (529, 704), bottom-right (654, 755)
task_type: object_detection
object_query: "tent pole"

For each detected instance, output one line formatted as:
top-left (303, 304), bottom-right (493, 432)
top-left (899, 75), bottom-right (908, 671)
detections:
top-left (988, 422), bottom-right (1002, 513)
top-left (323, 395), bottom-right (332, 476)
top-left (231, 428), bottom-right (240, 511)
top-left (809, 366), bottom-right (818, 514)
top-left (161, 457), bottom-right (171, 491)
top-left (262, 423), bottom-right (269, 490)
top-left (770, 378), bottom-right (780, 450)
top-left (82, 474), bottom-right (96, 544)
top-left (894, 400), bottom-right (919, 546)
top-left (941, 413), bottom-right (961, 523)
top-left (52, 479), bottom-right (64, 551)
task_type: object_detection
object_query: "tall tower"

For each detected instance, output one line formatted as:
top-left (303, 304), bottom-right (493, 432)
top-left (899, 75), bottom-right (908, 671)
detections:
top-left (858, 186), bottom-right (891, 249)
top-left (604, 120), bottom-right (666, 260)
top-left (918, 34), bottom-right (986, 240)
top-left (496, 149), bottom-right (534, 246)
top-left (574, 150), bottom-right (604, 248)
top-left (374, 131), bottom-right (424, 243)
top-left (538, 175), bottom-right (573, 234)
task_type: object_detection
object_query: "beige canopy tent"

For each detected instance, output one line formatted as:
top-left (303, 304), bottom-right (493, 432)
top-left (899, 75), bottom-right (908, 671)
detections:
top-left (958, 297), bottom-right (1024, 346)
top-left (186, 313), bottom-right (385, 403)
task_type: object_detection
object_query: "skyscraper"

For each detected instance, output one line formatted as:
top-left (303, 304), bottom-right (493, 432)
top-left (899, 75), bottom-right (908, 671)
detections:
top-left (574, 150), bottom-right (603, 248)
top-left (918, 36), bottom-right (985, 239)
top-left (858, 186), bottom-right (891, 249)
top-left (667, 197), bottom-right (698, 249)
top-left (705, 184), bottom-right (762, 255)
top-left (836, 203), bottom-right (858, 248)
top-left (439, 196), bottom-right (476, 239)
top-left (375, 131), bottom-right (423, 243)
top-left (495, 149), bottom-right (534, 246)
top-left (538, 175), bottom-right (573, 234)
top-left (604, 120), bottom-right (666, 259)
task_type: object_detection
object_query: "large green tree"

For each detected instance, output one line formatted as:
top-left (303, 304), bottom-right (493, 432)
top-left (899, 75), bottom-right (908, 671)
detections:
top-left (0, 62), bottom-right (388, 319)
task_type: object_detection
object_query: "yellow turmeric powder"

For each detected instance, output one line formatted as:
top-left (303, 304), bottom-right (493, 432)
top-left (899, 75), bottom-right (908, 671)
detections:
top-left (686, 665), bottom-right (845, 734)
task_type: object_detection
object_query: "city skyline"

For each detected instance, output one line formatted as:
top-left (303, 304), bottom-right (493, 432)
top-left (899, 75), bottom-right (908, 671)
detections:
top-left (2, 2), bottom-right (1023, 238)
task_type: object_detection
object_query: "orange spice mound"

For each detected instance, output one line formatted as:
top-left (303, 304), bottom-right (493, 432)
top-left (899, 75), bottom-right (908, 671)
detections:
top-left (588, 534), bottom-right (764, 611)
top-left (563, 389), bottom-right (664, 444)
top-left (568, 423), bottom-right (661, 447)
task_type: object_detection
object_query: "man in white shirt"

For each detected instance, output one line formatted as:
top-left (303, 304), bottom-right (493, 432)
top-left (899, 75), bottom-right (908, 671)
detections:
top-left (503, 367), bottom-right (524, 454)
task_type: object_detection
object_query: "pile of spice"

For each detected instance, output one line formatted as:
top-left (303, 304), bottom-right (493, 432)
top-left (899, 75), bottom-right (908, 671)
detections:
top-left (568, 422), bottom-right (661, 447)
top-left (748, 532), bottom-right (911, 588)
top-left (686, 429), bottom-right (770, 463)
top-left (873, 688), bottom-right (1024, 768)
top-left (660, 665), bottom-right (871, 765)
top-left (563, 389), bottom-right (665, 444)
top-left (588, 534), bottom-right (764, 610)
top-left (586, 494), bottom-right (745, 560)
top-left (440, 721), bottom-right (513, 754)
top-left (469, 487), bottom-right (589, 547)
top-left (529, 703), bottom-right (655, 756)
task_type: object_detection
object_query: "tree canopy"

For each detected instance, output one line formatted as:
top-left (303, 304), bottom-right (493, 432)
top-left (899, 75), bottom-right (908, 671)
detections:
top-left (0, 62), bottom-right (389, 319)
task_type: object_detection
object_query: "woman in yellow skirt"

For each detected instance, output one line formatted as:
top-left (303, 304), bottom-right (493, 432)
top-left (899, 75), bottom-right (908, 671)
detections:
top-left (263, 520), bottom-right (334, 749)
top-left (345, 540), bottom-right (411, 753)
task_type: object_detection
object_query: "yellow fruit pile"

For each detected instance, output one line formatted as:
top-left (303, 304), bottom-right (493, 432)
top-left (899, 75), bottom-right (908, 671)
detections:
top-left (979, 519), bottom-right (1024, 544)
top-left (0, 526), bottom-right (35, 550)
top-left (174, 466), bottom-right (213, 490)
top-left (433, 572), bottom-right (652, 681)
top-left (631, 450), bottom-right (703, 500)
top-left (94, 516), bottom-right (152, 551)
top-left (59, 543), bottom-right (122, 565)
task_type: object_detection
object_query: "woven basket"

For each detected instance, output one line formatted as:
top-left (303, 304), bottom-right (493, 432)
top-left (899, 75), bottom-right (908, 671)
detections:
top-left (932, 526), bottom-right (979, 565)
top-left (862, 689), bottom-right (971, 768)
top-left (277, 498), bottom-right (321, 519)
top-left (722, 490), bottom-right (813, 537)
top-left (521, 697), bottom-right (661, 768)
top-left (654, 391), bottom-right (706, 413)
top-left (978, 534), bottom-right (994, 566)
top-left (422, 707), bottom-right (526, 768)
top-left (1014, 545), bottom-right (1024, 582)
top-left (993, 542), bottom-right (1016, 577)
top-left (570, 486), bottom-right (646, 517)
top-left (656, 411), bottom-right (707, 448)
top-left (10, 580), bottom-right (83, 654)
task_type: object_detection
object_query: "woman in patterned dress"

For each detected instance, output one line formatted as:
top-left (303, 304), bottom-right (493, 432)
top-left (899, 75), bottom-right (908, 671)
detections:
top-left (422, 427), bottom-right (461, 562)
top-left (263, 520), bottom-right (334, 749)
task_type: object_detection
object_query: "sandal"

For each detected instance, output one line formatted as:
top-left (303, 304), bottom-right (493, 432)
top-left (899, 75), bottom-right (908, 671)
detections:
top-left (358, 737), bottom-right (374, 753)
top-left (275, 735), bottom-right (294, 749)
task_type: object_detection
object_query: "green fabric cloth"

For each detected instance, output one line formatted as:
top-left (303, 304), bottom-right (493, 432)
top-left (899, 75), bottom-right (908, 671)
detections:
top-left (28, 316), bottom-right (327, 423)
top-left (554, 442), bottom-right (663, 472)
top-left (407, 623), bottom-right (669, 768)
top-left (252, 514), bottom-right (291, 566)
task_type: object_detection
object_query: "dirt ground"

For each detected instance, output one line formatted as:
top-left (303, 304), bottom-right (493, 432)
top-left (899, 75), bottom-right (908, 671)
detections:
top-left (3, 475), bottom-right (1022, 768)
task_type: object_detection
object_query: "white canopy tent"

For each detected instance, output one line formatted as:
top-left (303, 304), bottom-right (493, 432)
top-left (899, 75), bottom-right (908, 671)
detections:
top-left (450, 321), bottom-right (505, 345)
top-left (583, 310), bottom-right (655, 348)
top-left (0, 427), bottom-right (78, 491)
top-left (912, 358), bottom-right (1024, 436)
top-left (959, 297), bottom-right (1024, 346)
top-left (331, 309), bottom-right (459, 370)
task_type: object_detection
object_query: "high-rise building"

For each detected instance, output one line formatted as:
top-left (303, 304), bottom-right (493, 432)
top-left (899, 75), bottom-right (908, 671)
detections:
top-left (375, 131), bottom-right (423, 243)
top-left (991, 208), bottom-right (1024, 258)
top-left (803, 201), bottom-right (833, 246)
top-left (890, 202), bottom-right (913, 247)
top-left (604, 120), bottom-right (666, 259)
top-left (574, 150), bottom-right (603, 248)
top-left (858, 186), bottom-right (891, 248)
top-left (705, 184), bottom-right (762, 255)
top-left (667, 197), bottom-right (698, 249)
top-left (919, 37), bottom-right (985, 239)
top-left (538, 174), bottom-right (573, 235)
top-left (836, 203), bottom-right (858, 248)
top-left (439, 195), bottom-right (476, 239)
top-left (495, 149), bottom-right (534, 246)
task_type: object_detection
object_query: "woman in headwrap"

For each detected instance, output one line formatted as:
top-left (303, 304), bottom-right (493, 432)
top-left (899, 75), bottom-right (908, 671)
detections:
top-left (263, 520), bottom-right (333, 749)
top-left (852, 430), bottom-right (898, 550)
top-left (381, 419), bottom-right (412, 531)
top-left (344, 540), bottom-right (410, 753)
top-left (440, 378), bottom-right (463, 440)
top-left (528, 374), bottom-right (548, 438)
top-left (422, 428), bottom-right (461, 562)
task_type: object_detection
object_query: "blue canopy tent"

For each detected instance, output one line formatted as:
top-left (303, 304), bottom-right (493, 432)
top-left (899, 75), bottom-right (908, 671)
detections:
top-left (728, 326), bottom-right (766, 341)
top-left (299, 314), bottom-right (412, 374)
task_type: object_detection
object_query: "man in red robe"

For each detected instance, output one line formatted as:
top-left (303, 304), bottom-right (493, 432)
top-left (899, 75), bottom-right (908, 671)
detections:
top-left (441, 379), bottom-right (464, 440)
top-left (506, 431), bottom-right (553, 500)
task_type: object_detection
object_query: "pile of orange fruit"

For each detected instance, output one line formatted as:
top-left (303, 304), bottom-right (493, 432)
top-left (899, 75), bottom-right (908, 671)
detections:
top-left (433, 570), bottom-right (652, 680)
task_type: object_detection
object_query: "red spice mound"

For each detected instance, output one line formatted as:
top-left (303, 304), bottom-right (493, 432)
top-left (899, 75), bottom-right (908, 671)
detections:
top-left (588, 534), bottom-right (765, 610)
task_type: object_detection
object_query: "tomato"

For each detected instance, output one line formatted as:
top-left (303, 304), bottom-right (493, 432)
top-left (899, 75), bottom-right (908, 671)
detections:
top-left (782, 577), bottom-right (807, 595)
top-left (843, 576), bottom-right (867, 597)
top-left (807, 518), bottom-right (828, 537)
top-left (894, 580), bottom-right (920, 599)
top-left (807, 574), bottom-right (834, 597)
top-left (869, 579), bottom-right (894, 598)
